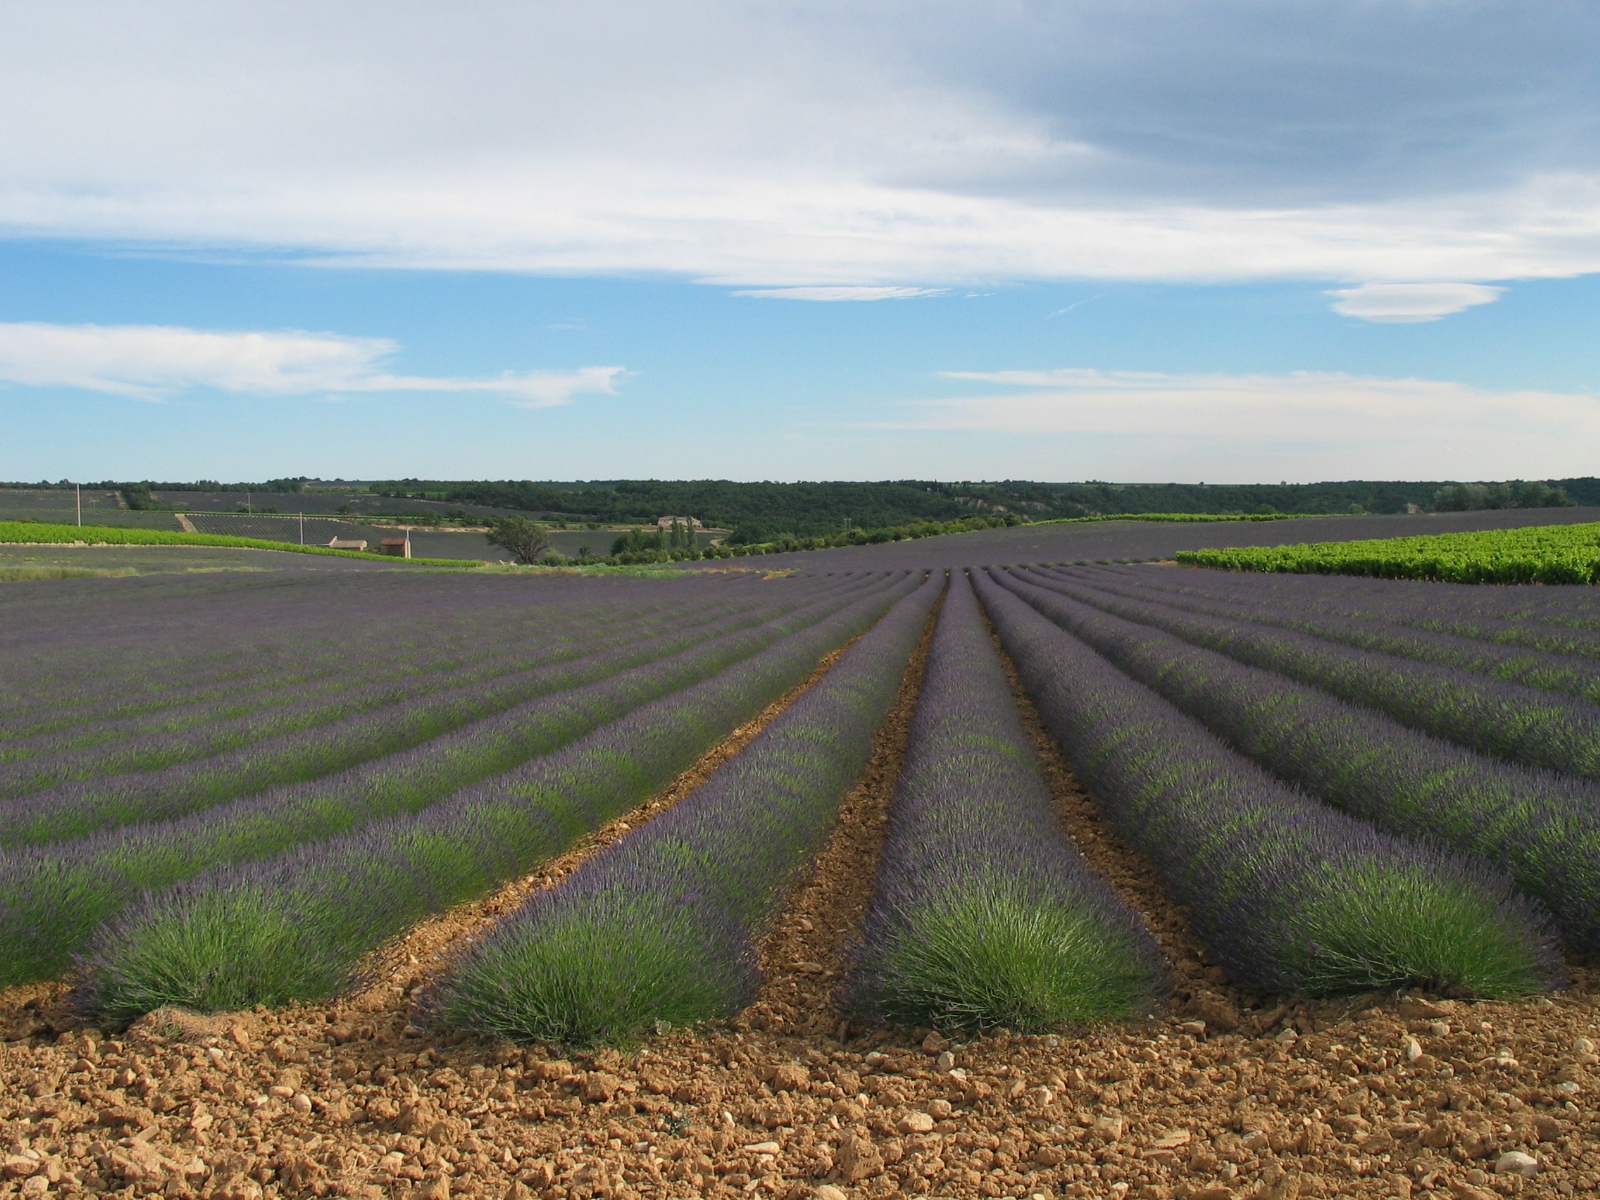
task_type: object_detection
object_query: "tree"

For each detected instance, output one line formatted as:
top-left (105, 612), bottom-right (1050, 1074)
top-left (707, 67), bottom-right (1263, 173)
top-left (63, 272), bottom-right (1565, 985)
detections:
top-left (485, 516), bottom-right (551, 564)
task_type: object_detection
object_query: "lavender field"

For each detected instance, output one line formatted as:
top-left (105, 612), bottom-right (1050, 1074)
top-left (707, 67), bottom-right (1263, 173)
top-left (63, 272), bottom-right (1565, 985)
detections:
top-left (5, 526), bottom-right (1600, 1044)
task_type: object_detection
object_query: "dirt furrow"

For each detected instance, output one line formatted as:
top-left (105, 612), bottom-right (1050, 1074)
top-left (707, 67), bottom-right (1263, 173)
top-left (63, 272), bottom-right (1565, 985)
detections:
top-left (742, 582), bottom-right (943, 1040)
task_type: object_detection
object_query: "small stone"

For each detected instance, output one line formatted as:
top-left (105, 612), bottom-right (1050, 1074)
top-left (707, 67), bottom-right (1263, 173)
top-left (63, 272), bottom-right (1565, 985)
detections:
top-left (927, 1098), bottom-right (952, 1118)
top-left (834, 1133), bottom-right (883, 1182)
top-left (1179, 1021), bottom-right (1207, 1038)
top-left (920, 1032), bottom-right (947, 1053)
top-left (935, 1051), bottom-right (955, 1073)
top-left (1555, 1080), bottom-right (1582, 1095)
top-left (583, 1072), bottom-right (620, 1102)
top-left (291, 1093), bottom-right (313, 1114)
top-left (896, 1111), bottom-right (935, 1134)
top-left (1189, 996), bottom-right (1239, 1032)
top-left (1093, 1114), bottom-right (1125, 1141)
top-left (1151, 1129), bottom-right (1192, 1149)
top-left (771, 1063), bottom-right (810, 1091)
top-left (410, 1178), bottom-right (450, 1200)
top-left (813, 1188), bottom-right (849, 1200)
top-left (2, 1157), bottom-right (40, 1178)
top-left (1574, 1037), bottom-right (1596, 1055)
top-left (1404, 1037), bottom-right (1423, 1062)
top-left (1494, 1151), bottom-right (1539, 1177)
top-left (20, 1178), bottom-right (48, 1198)
top-left (743, 1141), bottom-right (781, 1155)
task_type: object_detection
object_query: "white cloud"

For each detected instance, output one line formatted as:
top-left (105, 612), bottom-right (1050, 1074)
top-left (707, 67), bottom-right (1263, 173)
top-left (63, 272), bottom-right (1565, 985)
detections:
top-left (732, 286), bottom-right (948, 301)
top-left (877, 368), bottom-right (1600, 480)
top-left (1327, 282), bottom-right (1506, 323)
top-left (0, 322), bottom-right (622, 406)
top-left (0, 4), bottom-right (1596, 290)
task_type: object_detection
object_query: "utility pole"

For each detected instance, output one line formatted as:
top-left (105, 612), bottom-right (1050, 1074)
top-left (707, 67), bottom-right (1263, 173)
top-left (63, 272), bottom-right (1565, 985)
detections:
top-left (75, 483), bottom-right (81, 527)
top-left (299, 512), bottom-right (304, 544)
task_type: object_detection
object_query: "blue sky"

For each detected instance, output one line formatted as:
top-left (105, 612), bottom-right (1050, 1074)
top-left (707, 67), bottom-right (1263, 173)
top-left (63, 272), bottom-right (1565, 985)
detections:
top-left (2, 2), bottom-right (1598, 484)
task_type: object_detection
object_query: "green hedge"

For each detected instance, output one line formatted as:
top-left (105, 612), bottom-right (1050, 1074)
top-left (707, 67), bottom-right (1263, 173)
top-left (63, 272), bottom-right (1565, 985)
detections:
top-left (0, 522), bottom-right (476, 567)
top-left (1177, 522), bottom-right (1600, 584)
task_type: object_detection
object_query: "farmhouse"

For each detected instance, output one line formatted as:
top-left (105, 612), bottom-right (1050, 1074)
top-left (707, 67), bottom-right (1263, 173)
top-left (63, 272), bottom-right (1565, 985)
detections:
top-left (327, 537), bottom-right (368, 551)
top-left (656, 515), bottom-right (703, 529)
top-left (380, 535), bottom-right (411, 558)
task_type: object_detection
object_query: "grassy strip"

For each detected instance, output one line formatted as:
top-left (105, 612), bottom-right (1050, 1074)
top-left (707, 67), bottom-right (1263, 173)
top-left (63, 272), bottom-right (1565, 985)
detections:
top-left (1020, 567), bottom-right (1600, 781)
top-left (0, 577), bottom-right (898, 987)
top-left (431, 578), bottom-right (942, 1046)
top-left (0, 566), bottom-right (136, 581)
top-left (992, 569), bottom-right (1600, 954)
top-left (75, 575), bottom-right (925, 1020)
top-left (1176, 522), bottom-right (1600, 584)
top-left (844, 575), bottom-right (1162, 1032)
top-left (0, 520), bottom-right (477, 566)
top-left (975, 572), bottom-right (1559, 998)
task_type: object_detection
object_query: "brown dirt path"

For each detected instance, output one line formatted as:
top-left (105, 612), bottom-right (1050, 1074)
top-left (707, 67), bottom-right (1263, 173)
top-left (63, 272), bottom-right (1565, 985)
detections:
top-left (743, 584), bottom-right (942, 1040)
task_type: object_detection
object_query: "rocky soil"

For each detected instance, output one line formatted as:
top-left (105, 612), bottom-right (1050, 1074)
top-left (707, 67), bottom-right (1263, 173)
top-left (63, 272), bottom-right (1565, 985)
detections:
top-left (3, 616), bottom-right (1598, 1200)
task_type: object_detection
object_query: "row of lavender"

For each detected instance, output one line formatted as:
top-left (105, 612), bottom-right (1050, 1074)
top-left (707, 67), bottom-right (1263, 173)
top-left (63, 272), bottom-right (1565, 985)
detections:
top-left (0, 574), bottom-right (855, 781)
top-left (999, 566), bottom-right (1600, 953)
top-left (1, 571), bottom-right (715, 726)
top-left (975, 573), bottom-right (1557, 998)
top-left (1079, 563), bottom-right (1600, 652)
top-left (430, 569), bottom-right (1555, 1050)
top-left (2, 571), bottom-right (910, 993)
top-left (1019, 565), bottom-right (1600, 781)
top-left (78, 573), bottom-right (925, 1022)
top-left (432, 575), bottom-right (943, 1045)
top-left (0, 574), bottom-right (878, 843)
top-left (844, 576), bottom-right (1163, 1029)
top-left (0, 584), bottom-right (752, 762)
top-left (1058, 564), bottom-right (1600, 704)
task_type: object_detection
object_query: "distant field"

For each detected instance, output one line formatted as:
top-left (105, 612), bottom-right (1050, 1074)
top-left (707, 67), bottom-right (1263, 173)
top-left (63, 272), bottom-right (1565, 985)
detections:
top-left (1179, 520), bottom-right (1600, 583)
top-left (0, 521), bottom-right (476, 567)
top-left (0, 543), bottom-right (407, 577)
top-left (747, 505), bottom-right (1600, 570)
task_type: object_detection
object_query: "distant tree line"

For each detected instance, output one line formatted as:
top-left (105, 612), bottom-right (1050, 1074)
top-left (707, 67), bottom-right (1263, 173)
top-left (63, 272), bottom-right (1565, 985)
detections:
top-left (6, 477), bottom-right (1590, 530)
top-left (1432, 480), bottom-right (1574, 512)
top-left (370, 476), bottom-right (1595, 532)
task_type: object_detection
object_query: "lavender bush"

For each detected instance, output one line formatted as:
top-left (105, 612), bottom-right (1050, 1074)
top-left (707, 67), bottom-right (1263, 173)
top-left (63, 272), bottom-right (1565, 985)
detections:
top-left (974, 572), bottom-right (1560, 998)
top-left (431, 577), bottom-right (941, 1046)
top-left (845, 575), bottom-right (1163, 1031)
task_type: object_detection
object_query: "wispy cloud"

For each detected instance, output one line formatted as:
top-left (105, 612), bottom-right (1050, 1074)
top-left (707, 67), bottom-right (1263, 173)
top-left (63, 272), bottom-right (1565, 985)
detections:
top-left (732, 287), bottom-right (948, 301)
top-left (1327, 282), bottom-right (1505, 323)
top-left (0, 322), bottom-right (623, 406)
top-left (875, 368), bottom-right (1600, 480)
